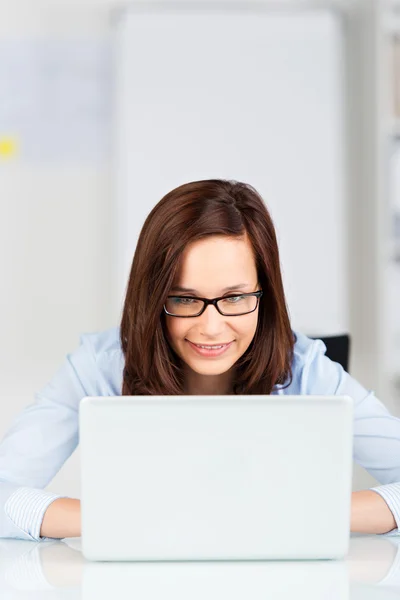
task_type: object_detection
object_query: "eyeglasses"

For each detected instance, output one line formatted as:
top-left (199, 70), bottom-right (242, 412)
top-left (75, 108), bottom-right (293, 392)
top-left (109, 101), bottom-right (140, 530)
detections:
top-left (163, 290), bottom-right (263, 318)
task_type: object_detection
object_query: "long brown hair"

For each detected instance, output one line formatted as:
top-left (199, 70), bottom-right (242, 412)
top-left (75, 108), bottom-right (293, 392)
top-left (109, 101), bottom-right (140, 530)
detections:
top-left (120, 179), bottom-right (294, 395)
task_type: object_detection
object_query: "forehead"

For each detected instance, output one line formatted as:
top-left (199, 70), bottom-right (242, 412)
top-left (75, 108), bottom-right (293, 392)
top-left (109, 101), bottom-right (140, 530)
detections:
top-left (177, 235), bottom-right (257, 284)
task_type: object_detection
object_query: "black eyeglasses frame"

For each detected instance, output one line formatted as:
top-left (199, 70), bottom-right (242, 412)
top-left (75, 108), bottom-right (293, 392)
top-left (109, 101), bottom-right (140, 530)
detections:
top-left (163, 290), bottom-right (263, 318)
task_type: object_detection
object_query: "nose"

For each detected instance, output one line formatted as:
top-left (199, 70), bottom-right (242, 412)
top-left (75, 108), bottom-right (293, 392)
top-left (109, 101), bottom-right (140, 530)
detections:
top-left (197, 303), bottom-right (227, 336)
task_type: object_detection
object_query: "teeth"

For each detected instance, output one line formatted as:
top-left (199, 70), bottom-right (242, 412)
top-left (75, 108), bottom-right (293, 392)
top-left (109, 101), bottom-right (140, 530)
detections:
top-left (196, 344), bottom-right (224, 349)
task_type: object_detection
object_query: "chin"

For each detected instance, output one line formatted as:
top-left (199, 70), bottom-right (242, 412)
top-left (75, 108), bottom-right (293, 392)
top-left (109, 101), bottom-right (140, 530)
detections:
top-left (186, 359), bottom-right (234, 375)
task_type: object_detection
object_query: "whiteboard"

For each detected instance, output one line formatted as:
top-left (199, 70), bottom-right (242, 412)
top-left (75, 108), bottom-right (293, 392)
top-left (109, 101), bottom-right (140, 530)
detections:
top-left (114, 4), bottom-right (347, 335)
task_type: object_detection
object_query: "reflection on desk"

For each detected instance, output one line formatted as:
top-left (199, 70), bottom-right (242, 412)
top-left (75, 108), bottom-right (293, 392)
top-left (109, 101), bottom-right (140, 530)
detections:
top-left (0, 534), bottom-right (399, 600)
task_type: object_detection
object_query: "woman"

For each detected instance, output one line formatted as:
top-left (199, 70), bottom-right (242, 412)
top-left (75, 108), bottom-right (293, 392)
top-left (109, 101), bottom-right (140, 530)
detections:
top-left (0, 179), bottom-right (399, 541)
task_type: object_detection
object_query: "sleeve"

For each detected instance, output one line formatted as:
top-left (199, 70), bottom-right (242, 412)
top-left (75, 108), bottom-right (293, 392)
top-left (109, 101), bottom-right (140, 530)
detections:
top-left (302, 338), bottom-right (400, 536)
top-left (0, 333), bottom-right (102, 541)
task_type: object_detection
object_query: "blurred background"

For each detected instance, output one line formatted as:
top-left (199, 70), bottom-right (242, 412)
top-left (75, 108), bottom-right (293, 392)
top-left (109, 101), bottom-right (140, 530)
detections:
top-left (0, 0), bottom-right (399, 496)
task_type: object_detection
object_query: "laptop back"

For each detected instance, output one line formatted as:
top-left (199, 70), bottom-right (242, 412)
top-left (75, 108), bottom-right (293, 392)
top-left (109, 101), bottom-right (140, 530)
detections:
top-left (79, 395), bottom-right (353, 561)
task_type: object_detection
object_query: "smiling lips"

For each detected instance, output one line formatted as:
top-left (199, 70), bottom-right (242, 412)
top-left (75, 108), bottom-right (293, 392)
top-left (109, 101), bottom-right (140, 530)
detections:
top-left (186, 339), bottom-right (234, 357)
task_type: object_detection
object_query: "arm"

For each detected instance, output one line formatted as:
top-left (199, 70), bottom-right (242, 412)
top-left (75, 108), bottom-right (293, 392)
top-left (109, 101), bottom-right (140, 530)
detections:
top-left (302, 334), bottom-right (400, 535)
top-left (0, 332), bottom-right (101, 541)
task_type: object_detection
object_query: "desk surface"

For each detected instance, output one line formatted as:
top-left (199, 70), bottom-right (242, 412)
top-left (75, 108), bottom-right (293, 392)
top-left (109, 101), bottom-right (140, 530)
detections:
top-left (1, 534), bottom-right (400, 599)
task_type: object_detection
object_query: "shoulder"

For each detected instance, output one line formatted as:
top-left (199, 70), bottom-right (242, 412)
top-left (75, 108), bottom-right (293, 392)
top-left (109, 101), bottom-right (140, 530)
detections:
top-left (79, 325), bottom-right (122, 359)
top-left (292, 330), bottom-right (325, 361)
top-left (275, 330), bottom-right (333, 395)
top-left (291, 329), bottom-right (328, 375)
top-left (287, 330), bottom-right (370, 403)
top-left (74, 326), bottom-right (124, 396)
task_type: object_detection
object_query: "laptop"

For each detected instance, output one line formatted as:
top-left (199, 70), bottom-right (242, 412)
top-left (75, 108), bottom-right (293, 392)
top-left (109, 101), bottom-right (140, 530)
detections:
top-left (79, 395), bottom-right (353, 562)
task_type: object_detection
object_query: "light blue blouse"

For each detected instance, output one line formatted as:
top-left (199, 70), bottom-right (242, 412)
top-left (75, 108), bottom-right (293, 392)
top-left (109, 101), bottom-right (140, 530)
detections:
top-left (0, 326), bottom-right (400, 541)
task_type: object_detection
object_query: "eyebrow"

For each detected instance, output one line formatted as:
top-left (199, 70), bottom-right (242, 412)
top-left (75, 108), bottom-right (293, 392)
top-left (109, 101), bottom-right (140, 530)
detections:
top-left (170, 283), bottom-right (250, 294)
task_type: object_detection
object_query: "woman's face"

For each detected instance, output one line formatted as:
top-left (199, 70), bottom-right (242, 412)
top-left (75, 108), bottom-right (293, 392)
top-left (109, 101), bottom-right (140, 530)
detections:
top-left (165, 235), bottom-right (261, 379)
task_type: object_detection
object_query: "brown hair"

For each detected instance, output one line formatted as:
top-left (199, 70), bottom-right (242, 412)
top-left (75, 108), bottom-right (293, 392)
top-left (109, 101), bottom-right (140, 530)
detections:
top-left (120, 179), bottom-right (294, 395)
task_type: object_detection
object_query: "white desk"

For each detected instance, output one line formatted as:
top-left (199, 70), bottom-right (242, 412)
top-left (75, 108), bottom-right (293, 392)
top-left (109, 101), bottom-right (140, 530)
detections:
top-left (1, 534), bottom-right (400, 599)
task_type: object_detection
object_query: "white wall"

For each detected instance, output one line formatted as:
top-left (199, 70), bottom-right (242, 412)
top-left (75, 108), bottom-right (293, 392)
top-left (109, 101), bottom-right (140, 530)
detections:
top-left (0, 1), bottom-right (116, 498)
top-left (115, 6), bottom-right (349, 338)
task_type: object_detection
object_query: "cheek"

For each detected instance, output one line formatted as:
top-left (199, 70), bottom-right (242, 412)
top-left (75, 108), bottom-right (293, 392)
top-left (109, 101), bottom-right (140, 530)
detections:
top-left (166, 317), bottom-right (187, 342)
top-left (235, 314), bottom-right (259, 340)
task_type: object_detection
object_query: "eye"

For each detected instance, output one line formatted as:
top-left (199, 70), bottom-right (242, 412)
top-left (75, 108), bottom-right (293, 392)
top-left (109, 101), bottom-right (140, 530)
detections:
top-left (222, 295), bottom-right (245, 303)
top-left (172, 297), bottom-right (199, 305)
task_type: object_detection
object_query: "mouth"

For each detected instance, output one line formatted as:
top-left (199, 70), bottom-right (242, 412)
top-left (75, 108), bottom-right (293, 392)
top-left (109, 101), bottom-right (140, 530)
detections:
top-left (185, 339), bottom-right (234, 357)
